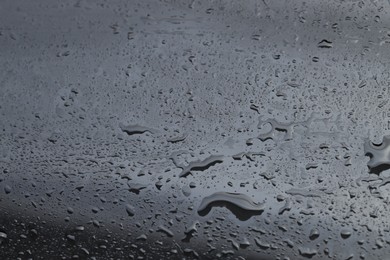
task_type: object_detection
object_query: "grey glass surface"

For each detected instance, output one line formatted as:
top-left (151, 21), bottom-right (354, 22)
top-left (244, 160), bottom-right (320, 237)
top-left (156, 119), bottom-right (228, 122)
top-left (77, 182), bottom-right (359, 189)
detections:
top-left (1, 0), bottom-right (390, 259)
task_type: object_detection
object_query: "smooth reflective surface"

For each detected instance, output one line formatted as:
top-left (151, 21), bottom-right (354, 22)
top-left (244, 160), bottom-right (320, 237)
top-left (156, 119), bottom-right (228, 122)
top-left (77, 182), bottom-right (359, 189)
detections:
top-left (1, 0), bottom-right (390, 259)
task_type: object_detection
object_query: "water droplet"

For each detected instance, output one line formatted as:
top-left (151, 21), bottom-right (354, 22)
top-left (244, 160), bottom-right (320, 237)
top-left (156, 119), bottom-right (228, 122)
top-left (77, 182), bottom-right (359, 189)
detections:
top-left (318, 39), bottom-right (333, 48)
top-left (309, 228), bottom-right (320, 240)
top-left (198, 192), bottom-right (265, 220)
top-left (340, 228), bottom-right (352, 239)
top-left (178, 155), bottom-right (224, 178)
top-left (125, 204), bottom-right (135, 217)
top-left (4, 185), bottom-right (11, 194)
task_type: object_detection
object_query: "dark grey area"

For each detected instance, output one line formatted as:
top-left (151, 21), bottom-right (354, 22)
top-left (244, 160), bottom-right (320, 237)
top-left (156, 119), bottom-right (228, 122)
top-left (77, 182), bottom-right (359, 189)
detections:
top-left (1, 0), bottom-right (390, 259)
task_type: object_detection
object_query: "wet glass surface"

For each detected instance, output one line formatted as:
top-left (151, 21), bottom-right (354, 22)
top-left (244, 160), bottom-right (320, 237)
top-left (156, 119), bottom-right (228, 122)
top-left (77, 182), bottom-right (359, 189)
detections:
top-left (1, 0), bottom-right (390, 259)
